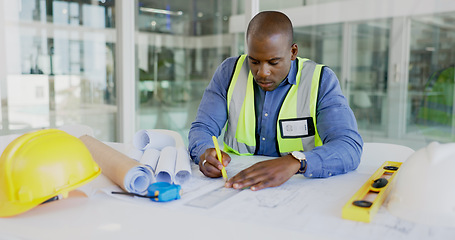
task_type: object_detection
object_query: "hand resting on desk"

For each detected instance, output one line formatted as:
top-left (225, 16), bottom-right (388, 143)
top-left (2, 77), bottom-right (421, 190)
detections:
top-left (225, 155), bottom-right (300, 191)
top-left (199, 149), bottom-right (300, 191)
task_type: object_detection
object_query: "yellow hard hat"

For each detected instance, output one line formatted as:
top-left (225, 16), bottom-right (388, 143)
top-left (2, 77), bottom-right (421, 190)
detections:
top-left (0, 129), bottom-right (101, 217)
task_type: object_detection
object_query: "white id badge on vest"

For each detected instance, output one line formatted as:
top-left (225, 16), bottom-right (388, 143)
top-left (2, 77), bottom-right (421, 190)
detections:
top-left (279, 117), bottom-right (315, 138)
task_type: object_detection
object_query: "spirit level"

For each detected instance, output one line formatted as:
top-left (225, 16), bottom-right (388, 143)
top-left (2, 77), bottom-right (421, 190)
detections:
top-left (342, 161), bottom-right (402, 223)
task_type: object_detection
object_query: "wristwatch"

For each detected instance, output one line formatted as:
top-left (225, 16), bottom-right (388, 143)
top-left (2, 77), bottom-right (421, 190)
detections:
top-left (291, 151), bottom-right (307, 174)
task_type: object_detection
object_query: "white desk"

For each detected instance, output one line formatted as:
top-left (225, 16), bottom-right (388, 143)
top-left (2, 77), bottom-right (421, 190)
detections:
top-left (1, 140), bottom-right (454, 240)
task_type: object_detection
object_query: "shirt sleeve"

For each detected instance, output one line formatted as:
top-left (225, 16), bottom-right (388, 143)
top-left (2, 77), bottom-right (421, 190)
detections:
top-left (187, 57), bottom-right (237, 164)
top-left (303, 67), bottom-right (364, 178)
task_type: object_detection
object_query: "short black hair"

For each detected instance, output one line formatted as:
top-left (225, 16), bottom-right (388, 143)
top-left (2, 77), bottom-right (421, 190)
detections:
top-left (246, 11), bottom-right (294, 46)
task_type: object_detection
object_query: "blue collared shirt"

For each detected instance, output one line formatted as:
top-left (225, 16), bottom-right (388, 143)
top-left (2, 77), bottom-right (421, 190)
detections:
top-left (188, 56), bottom-right (363, 178)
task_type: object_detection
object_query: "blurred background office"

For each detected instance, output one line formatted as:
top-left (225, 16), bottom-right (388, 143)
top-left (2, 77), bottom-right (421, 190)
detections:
top-left (0, 0), bottom-right (454, 150)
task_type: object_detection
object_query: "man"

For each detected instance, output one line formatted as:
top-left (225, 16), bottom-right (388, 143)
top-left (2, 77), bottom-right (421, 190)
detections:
top-left (188, 11), bottom-right (363, 191)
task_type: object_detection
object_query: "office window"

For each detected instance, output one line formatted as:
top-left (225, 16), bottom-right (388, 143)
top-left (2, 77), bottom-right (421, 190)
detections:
top-left (235, 32), bottom-right (245, 56)
top-left (136, 0), bottom-right (235, 142)
top-left (348, 20), bottom-right (390, 132)
top-left (407, 12), bottom-right (455, 142)
top-left (137, 0), bottom-right (232, 36)
top-left (0, 0), bottom-right (117, 140)
top-left (3, 0), bottom-right (454, 148)
top-left (260, 0), bottom-right (351, 9)
top-left (294, 24), bottom-right (343, 77)
top-left (235, 0), bottom-right (245, 14)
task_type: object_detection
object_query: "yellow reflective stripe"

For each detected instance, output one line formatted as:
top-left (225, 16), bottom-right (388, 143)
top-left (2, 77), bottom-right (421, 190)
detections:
top-left (295, 57), bottom-right (308, 84)
top-left (276, 84), bottom-right (301, 154)
top-left (227, 55), bottom-right (247, 111)
top-left (275, 58), bottom-right (308, 153)
top-left (280, 85), bottom-right (298, 119)
top-left (236, 71), bottom-right (256, 146)
top-left (311, 64), bottom-right (323, 147)
top-left (223, 142), bottom-right (254, 156)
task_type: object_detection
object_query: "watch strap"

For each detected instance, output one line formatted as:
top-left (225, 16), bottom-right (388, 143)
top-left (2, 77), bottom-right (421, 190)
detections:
top-left (290, 152), bottom-right (307, 174)
top-left (297, 159), bottom-right (307, 174)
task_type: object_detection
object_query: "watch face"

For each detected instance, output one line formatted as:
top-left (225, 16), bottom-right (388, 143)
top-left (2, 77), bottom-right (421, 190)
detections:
top-left (292, 151), bottom-right (306, 160)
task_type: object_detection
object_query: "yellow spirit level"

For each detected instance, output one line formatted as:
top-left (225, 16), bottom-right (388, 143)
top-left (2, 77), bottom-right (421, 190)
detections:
top-left (342, 161), bottom-right (402, 223)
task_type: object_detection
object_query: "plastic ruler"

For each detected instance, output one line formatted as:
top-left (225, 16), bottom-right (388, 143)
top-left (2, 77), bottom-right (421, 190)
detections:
top-left (185, 186), bottom-right (241, 209)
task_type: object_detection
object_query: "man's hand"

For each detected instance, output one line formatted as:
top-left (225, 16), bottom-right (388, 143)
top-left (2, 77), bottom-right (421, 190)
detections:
top-left (199, 148), bottom-right (231, 178)
top-left (225, 155), bottom-right (300, 191)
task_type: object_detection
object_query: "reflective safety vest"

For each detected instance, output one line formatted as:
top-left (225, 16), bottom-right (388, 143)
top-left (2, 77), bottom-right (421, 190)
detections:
top-left (223, 54), bottom-right (324, 156)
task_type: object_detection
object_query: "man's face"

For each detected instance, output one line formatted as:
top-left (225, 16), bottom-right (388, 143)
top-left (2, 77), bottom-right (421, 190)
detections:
top-left (247, 33), bottom-right (297, 91)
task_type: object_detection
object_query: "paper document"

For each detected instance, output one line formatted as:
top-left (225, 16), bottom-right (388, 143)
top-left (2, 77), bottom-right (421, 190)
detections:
top-left (140, 147), bottom-right (160, 172)
top-left (174, 146), bottom-right (192, 184)
top-left (80, 135), bottom-right (155, 195)
top-left (185, 186), bottom-right (241, 209)
top-left (133, 129), bottom-right (176, 150)
top-left (132, 129), bottom-right (192, 184)
top-left (155, 146), bottom-right (176, 183)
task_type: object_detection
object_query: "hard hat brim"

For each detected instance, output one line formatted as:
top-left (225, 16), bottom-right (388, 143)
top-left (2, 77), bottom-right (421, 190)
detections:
top-left (0, 169), bottom-right (100, 217)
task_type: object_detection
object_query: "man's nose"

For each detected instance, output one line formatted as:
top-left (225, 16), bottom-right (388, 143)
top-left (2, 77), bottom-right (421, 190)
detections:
top-left (257, 64), bottom-right (271, 78)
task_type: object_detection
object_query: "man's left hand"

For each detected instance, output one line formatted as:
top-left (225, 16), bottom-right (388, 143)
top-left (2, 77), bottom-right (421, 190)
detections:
top-left (225, 155), bottom-right (301, 191)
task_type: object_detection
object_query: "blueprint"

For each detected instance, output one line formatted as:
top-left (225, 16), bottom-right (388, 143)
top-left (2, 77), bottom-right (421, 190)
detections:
top-left (177, 156), bottom-right (455, 240)
top-left (95, 148), bottom-right (455, 240)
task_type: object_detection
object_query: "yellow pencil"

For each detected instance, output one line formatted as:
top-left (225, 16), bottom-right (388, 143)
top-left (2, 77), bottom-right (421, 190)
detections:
top-left (212, 136), bottom-right (228, 181)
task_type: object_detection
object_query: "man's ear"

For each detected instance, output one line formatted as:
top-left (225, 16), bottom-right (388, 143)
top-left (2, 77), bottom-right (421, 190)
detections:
top-left (290, 43), bottom-right (298, 61)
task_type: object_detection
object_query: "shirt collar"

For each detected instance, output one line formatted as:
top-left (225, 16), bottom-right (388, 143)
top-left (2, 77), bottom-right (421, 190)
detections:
top-left (280, 59), bottom-right (298, 87)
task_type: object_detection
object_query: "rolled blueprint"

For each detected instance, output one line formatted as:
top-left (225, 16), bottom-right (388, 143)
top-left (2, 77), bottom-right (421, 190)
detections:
top-left (133, 129), bottom-right (176, 151)
top-left (140, 147), bottom-right (160, 172)
top-left (79, 135), bottom-right (154, 195)
top-left (105, 141), bottom-right (144, 161)
top-left (128, 147), bottom-right (144, 161)
top-left (155, 146), bottom-right (177, 183)
top-left (174, 146), bottom-right (192, 185)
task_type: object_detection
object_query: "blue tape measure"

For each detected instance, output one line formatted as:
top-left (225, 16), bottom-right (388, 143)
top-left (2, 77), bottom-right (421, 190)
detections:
top-left (147, 182), bottom-right (181, 202)
top-left (111, 182), bottom-right (181, 202)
